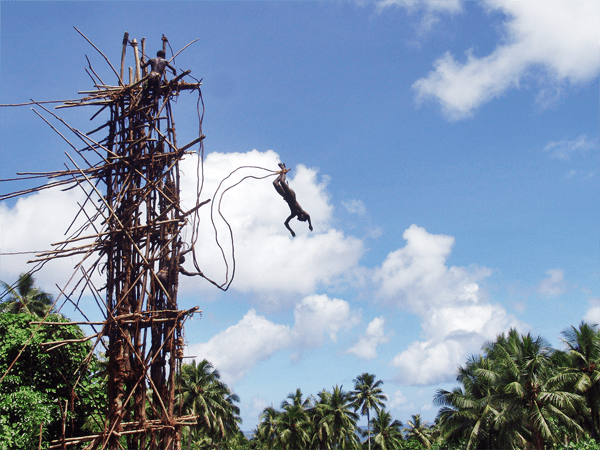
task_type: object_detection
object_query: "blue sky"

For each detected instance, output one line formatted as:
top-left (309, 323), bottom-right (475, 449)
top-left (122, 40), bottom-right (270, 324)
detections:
top-left (1, 0), bottom-right (599, 431)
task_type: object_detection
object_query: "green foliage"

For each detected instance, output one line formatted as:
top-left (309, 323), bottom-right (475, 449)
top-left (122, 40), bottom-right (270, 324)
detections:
top-left (435, 324), bottom-right (599, 450)
top-left (555, 438), bottom-right (600, 450)
top-left (0, 313), bottom-right (105, 449)
top-left (351, 373), bottom-right (387, 450)
top-left (367, 409), bottom-right (403, 450)
top-left (0, 273), bottom-right (54, 317)
top-left (177, 359), bottom-right (242, 449)
top-left (405, 415), bottom-right (432, 449)
top-left (0, 388), bottom-right (53, 449)
top-left (556, 322), bottom-right (600, 441)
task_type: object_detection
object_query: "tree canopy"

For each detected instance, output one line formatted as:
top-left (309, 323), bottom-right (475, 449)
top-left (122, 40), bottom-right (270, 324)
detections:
top-left (0, 313), bottom-right (105, 449)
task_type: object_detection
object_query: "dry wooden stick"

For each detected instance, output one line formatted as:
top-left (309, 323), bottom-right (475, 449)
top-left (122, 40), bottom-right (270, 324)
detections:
top-left (35, 102), bottom-right (116, 163)
top-left (132, 39), bottom-right (141, 82)
top-left (120, 32), bottom-right (128, 84)
top-left (64, 153), bottom-right (157, 284)
top-left (0, 99), bottom-right (80, 107)
top-left (40, 332), bottom-right (100, 351)
top-left (74, 27), bottom-right (122, 85)
top-left (0, 178), bottom-right (86, 202)
top-left (168, 38), bottom-right (199, 63)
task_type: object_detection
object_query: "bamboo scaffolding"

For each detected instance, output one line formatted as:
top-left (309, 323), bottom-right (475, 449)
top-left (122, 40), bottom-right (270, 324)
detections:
top-left (1, 32), bottom-right (209, 450)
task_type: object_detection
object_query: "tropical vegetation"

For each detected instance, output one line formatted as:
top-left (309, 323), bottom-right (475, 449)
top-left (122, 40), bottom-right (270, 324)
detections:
top-left (351, 372), bottom-right (387, 450)
top-left (0, 313), bottom-right (105, 449)
top-left (1, 273), bottom-right (598, 449)
top-left (0, 272), bottom-right (54, 317)
top-left (177, 359), bottom-right (242, 449)
top-left (434, 324), bottom-right (600, 450)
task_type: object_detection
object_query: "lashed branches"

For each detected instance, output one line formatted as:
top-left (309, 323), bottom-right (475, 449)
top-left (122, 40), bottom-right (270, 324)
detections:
top-left (0, 31), bottom-right (209, 450)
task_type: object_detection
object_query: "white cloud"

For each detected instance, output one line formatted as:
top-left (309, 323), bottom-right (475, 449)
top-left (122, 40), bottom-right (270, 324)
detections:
top-left (346, 317), bottom-right (391, 360)
top-left (376, 0), bottom-right (462, 33)
top-left (178, 151), bottom-right (364, 300)
top-left (387, 390), bottom-right (408, 409)
top-left (391, 339), bottom-right (463, 385)
top-left (412, 1), bottom-right (600, 119)
top-left (189, 309), bottom-right (292, 384)
top-left (584, 306), bottom-right (600, 325)
top-left (292, 294), bottom-right (359, 348)
top-left (583, 298), bottom-right (600, 325)
top-left (373, 224), bottom-right (520, 385)
top-left (390, 302), bottom-right (517, 385)
top-left (0, 184), bottom-right (102, 295)
top-left (544, 135), bottom-right (599, 160)
top-left (377, 0), bottom-right (461, 13)
top-left (373, 224), bottom-right (490, 314)
top-left (537, 268), bottom-right (566, 297)
top-left (246, 395), bottom-right (269, 422)
top-left (342, 199), bottom-right (367, 216)
top-left (189, 295), bottom-right (359, 384)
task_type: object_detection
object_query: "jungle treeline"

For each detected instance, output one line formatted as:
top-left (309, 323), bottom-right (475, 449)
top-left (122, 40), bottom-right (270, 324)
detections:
top-left (1, 274), bottom-right (599, 449)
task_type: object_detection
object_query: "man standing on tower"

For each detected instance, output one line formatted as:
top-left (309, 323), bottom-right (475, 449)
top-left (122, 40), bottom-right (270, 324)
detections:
top-left (142, 50), bottom-right (177, 107)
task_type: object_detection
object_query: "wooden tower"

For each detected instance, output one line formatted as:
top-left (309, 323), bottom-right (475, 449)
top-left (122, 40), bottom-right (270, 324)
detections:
top-left (2, 32), bottom-right (207, 449)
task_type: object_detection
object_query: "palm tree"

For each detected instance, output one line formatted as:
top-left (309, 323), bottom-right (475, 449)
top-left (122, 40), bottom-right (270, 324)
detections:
top-left (434, 355), bottom-right (501, 450)
top-left (350, 373), bottom-right (386, 450)
top-left (277, 403), bottom-right (311, 450)
top-left (311, 386), bottom-right (360, 450)
top-left (311, 389), bottom-right (334, 450)
top-left (487, 329), bottom-right (584, 450)
top-left (0, 273), bottom-right (53, 317)
top-left (281, 387), bottom-right (312, 410)
top-left (177, 359), bottom-right (241, 448)
top-left (326, 385), bottom-right (360, 449)
top-left (405, 414), bottom-right (432, 449)
top-left (555, 322), bottom-right (600, 441)
top-left (255, 405), bottom-right (279, 450)
top-left (368, 409), bottom-right (403, 450)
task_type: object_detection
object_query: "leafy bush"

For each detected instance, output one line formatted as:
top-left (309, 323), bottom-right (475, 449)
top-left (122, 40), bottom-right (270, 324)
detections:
top-left (0, 313), bottom-right (105, 449)
top-left (556, 439), bottom-right (600, 450)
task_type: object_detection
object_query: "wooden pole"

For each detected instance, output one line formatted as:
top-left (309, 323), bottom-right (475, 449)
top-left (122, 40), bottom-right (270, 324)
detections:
top-left (141, 37), bottom-right (147, 77)
top-left (132, 39), bottom-right (141, 83)
top-left (120, 32), bottom-right (128, 85)
top-left (38, 422), bottom-right (43, 450)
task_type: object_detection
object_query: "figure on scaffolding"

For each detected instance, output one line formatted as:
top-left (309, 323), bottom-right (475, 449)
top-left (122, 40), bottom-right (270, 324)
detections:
top-left (142, 50), bottom-right (177, 110)
top-left (273, 163), bottom-right (313, 237)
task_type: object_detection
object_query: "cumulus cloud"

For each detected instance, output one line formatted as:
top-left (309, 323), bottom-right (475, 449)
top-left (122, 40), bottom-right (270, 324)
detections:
top-left (537, 268), bottom-right (567, 297)
top-left (373, 224), bottom-right (520, 385)
top-left (177, 151), bottom-right (364, 300)
top-left (346, 317), bottom-right (391, 360)
top-left (189, 309), bottom-right (292, 384)
top-left (292, 294), bottom-right (359, 347)
top-left (544, 135), bottom-right (599, 160)
top-left (189, 295), bottom-right (358, 384)
top-left (0, 185), bottom-right (101, 294)
top-left (374, 224), bottom-right (490, 314)
top-left (1, 150), bottom-right (364, 307)
top-left (583, 298), bottom-right (600, 325)
top-left (387, 390), bottom-right (408, 409)
top-left (377, 0), bottom-right (461, 12)
top-left (411, 1), bottom-right (600, 119)
top-left (376, 0), bottom-right (462, 33)
top-left (342, 199), bottom-right (367, 216)
top-left (391, 303), bottom-right (517, 385)
top-left (246, 395), bottom-right (270, 422)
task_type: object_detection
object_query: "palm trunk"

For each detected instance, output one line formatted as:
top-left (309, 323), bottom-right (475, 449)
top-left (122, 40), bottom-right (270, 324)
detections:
top-left (367, 409), bottom-right (371, 450)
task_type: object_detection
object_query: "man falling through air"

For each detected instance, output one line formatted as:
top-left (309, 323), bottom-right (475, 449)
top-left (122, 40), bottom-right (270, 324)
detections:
top-left (273, 163), bottom-right (313, 237)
